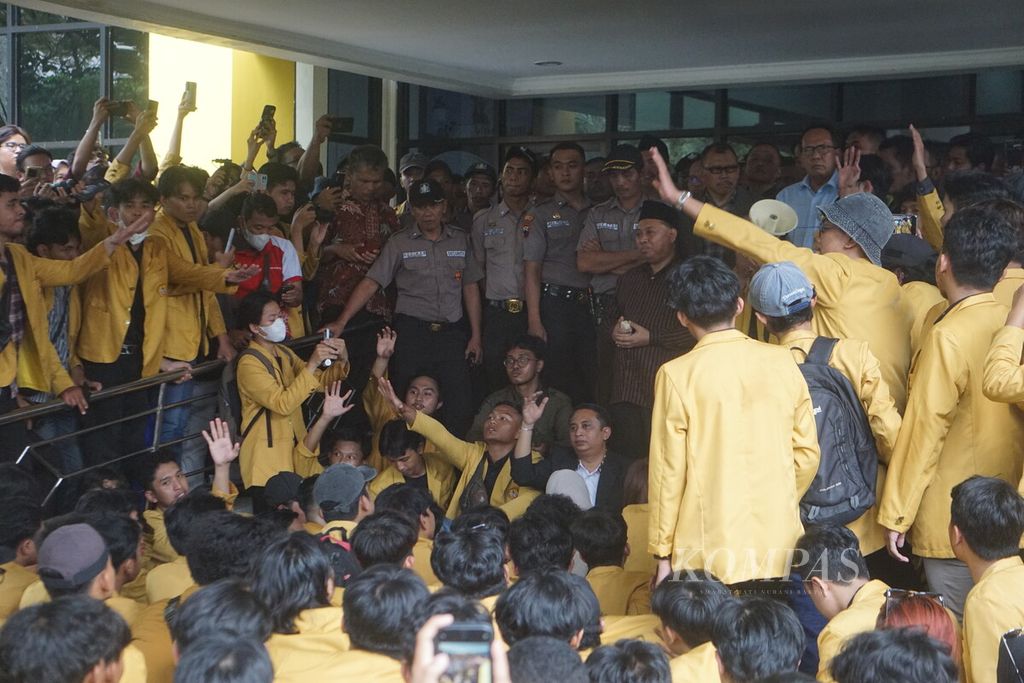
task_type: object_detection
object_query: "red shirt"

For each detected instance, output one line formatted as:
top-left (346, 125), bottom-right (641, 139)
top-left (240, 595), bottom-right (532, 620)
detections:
top-left (232, 235), bottom-right (302, 299)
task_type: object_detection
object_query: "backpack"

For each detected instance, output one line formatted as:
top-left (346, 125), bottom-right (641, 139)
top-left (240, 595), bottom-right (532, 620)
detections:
top-left (795, 337), bottom-right (879, 526)
top-left (217, 348), bottom-right (275, 446)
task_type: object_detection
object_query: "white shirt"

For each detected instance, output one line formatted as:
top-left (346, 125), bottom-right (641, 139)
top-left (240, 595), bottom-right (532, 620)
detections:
top-left (576, 461), bottom-right (602, 507)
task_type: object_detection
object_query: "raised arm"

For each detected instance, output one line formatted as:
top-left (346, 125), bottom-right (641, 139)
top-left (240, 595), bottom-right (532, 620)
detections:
top-left (71, 98), bottom-right (109, 180)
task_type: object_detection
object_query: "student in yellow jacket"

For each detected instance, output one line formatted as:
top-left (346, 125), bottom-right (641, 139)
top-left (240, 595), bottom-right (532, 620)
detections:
top-left (369, 418), bottom-right (455, 513)
top-left (647, 256), bottom-right (820, 587)
top-left (646, 147), bottom-right (910, 412)
top-left (983, 284), bottom-right (1024, 461)
top-left (649, 570), bottom-right (731, 683)
top-left (236, 292), bottom-right (351, 500)
top-left (950, 476), bottom-right (1024, 683)
top-left (749, 262), bottom-right (902, 557)
top-left (879, 206), bottom-right (1024, 619)
top-left (571, 509), bottom-right (651, 616)
top-left (377, 375), bottom-right (542, 520)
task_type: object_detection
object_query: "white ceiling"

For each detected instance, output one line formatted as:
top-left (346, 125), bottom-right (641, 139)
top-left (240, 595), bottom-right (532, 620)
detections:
top-left (20, 0), bottom-right (1024, 97)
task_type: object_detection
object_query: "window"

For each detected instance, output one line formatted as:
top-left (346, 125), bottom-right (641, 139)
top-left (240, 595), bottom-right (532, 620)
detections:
top-left (324, 68), bottom-right (382, 177)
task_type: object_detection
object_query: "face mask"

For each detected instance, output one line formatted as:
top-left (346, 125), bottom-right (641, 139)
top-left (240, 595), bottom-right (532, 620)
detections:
top-left (246, 231), bottom-right (271, 251)
top-left (259, 318), bottom-right (287, 343)
top-left (127, 230), bottom-right (148, 246)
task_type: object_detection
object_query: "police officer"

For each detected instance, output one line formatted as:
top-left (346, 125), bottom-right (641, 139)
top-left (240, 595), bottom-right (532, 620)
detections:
top-left (326, 178), bottom-right (483, 437)
top-left (472, 148), bottom-right (535, 391)
top-left (577, 144), bottom-right (646, 405)
top-left (524, 141), bottom-right (595, 404)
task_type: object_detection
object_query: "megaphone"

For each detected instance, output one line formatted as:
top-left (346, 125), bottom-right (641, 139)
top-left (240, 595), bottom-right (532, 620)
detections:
top-left (749, 199), bottom-right (798, 236)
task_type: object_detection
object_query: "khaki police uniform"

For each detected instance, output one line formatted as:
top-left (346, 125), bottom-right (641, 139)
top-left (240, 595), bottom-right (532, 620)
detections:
top-left (523, 193), bottom-right (595, 403)
top-left (365, 223), bottom-right (483, 437)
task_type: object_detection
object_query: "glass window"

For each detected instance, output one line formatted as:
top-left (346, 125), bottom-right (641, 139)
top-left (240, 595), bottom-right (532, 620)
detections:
top-left (0, 35), bottom-right (10, 124)
top-left (409, 85), bottom-right (496, 139)
top-left (842, 76), bottom-right (969, 124)
top-left (506, 96), bottom-right (606, 137)
top-left (17, 30), bottom-right (101, 142)
top-left (618, 91), bottom-right (716, 132)
top-left (18, 8), bottom-right (73, 25)
top-left (109, 28), bottom-right (148, 139)
top-left (728, 84), bottom-right (832, 128)
top-left (976, 69), bottom-right (1023, 116)
top-left (327, 70), bottom-right (375, 139)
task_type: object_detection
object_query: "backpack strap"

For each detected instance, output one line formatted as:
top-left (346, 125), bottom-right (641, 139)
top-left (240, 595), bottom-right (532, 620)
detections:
top-left (803, 337), bottom-right (839, 366)
top-left (238, 348), bottom-right (277, 446)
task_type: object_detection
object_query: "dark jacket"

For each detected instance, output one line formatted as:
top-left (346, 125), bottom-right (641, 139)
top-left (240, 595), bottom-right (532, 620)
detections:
top-left (510, 444), bottom-right (627, 512)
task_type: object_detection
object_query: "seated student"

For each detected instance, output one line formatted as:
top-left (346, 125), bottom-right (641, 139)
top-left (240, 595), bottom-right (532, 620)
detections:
top-left (0, 595), bottom-right (131, 683)
top-left (586, 640), bottom-right (671, 683)
top-left (297, 475), bottom-right (324, 533)
top-left (168, 578), bottom-right (272, 661)
top-left (712, 597), bottom-right (805, 683)
top-left (466, 335), bottom-right (573, 453)
top-left (400, 588), bottom-right (493, 673)
top-left (875, 592), bottom-right (961, 671)
top-left (340, 564), bottom-right (430, 679)
top-left (749, 261), bottom-right (902, 558)
top-left (378, 376), bottom-right (542, 519)
top-left (507, 636), bottom-right (588, 683)
top-left (369, 420), bottom-right (456, 511)
top-left (374, 484), bottom-right (442, 583)
top-left (495, 567), bottom-right (596, 649)
top-left (313, 462), bottom-right (377, 540)
top-left (147, 492), bottom-right (226, 603)
top-left (74, 488), bottom-right (139, 520)
top-left (508, 512), bottom-right (574, 576)
top-left (317, 426), bottom-right (370, 469)
top-left (950, 476), bottom-right (1024, 683)
top-left (252, 533), bottom-right (348, 681)
top-left (570, 509), bottom-right (650, 616)
top-left (430, 524), bottom-right (508, 607)
top-left (262, 471), bottom-right (308, 533)
top-left (792, 525), bottom-right (889, 683)
top-left (620, 458), bottom-right (655, 576)
top-left (512, 399), bottom-right (629, 512)
top-left (350, 509), bottom-right (418, 569)
top-left (0, 497), bottom-right (42, 624)
top-left (829, 628), bottom-right (959, 683)
top-left (80, 513), bottom-right (145, 626)
top-left (173, 636), bottom-right (272, 683)
top-left (650, 570), bottom-right (731, 680)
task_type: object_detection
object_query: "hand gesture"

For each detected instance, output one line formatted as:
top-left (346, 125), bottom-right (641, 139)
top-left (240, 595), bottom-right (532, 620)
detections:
top-left (203, 417), bottom-right (240, 466)
top-left (376, 375), bottom-right (409, 417)
top-left (59, 385), bottom-right (89, 415)
top-left (178, 89), bottom-right (196, 117)
top-left (108, 209), bottom-right (155, 246)
top-left (376, 327), bottom-right (397, 359)
top-left (836, 145), bottom-right (862, 196)
top-left (90, 97), bottom-right (111, 126)
top-left (291, 203), bottom-right (317, 237)
top-left (314, 186), bottom-right (343, 211)
top-left (322, 380), bottom-right (355, 419)
top-left (225, 264), bottom-right (261, 284)
top-left (522, 391), bottom-right (548, 426)
top-left (329, 242), bottom-right (378, 265)
top-left (643, 148), bottom-right (682, 204)
top-left (247, 127), bottom-right (265, 155)
top-left (909, 124), bottom-right (928, 181)
top-left (263, 118), bottom-right (278, 149)
top-left (313, 114), bottom-right (332, 145)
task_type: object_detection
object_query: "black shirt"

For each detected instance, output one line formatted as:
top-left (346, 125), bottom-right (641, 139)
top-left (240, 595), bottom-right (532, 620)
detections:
top-left (123, 245), bottom-right (146, 347)
top-left (404, 473), bottom-right (429, 490)
top-left (483, 452), bottom-right (511, 499)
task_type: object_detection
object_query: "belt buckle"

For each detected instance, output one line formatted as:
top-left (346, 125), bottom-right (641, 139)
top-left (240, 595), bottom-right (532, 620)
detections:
top-left (429, 323), bottom-right (442, 332)
top-left (506, 299), bottom-right (523, 314)
top-left (120, 345), bottom-right (132, 356)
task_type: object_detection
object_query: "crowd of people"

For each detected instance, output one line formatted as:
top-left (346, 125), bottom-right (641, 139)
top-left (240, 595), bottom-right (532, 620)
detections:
top-left (0, 90), bottom-right (1023, 683)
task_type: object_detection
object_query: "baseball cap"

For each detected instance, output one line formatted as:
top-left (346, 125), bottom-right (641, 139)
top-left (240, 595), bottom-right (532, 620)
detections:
top-left (37, 523), bottom-right (110, 591)
top-left (504, 146), bottom-right (537, 171)
top-left (408, 178), bottom-right (446, 206)
top-left (399, 152), bottom-right (429, 174)
top-left (465, 161), bottom-right (497, 186)
top-left (313, 463), bottom-right (377, 515)
top-left (638, 200), bottom-right (684, 232)
top-left (881, 234), bottom-right (937, 270)
top-left (264, 471), bottom-right (303, 508)
top-left (748, 261), bottom-right (815, 318)
top-left (818, 193), bottom-right (894, 266)
top-left (602, 144), bottom-right (643, 173)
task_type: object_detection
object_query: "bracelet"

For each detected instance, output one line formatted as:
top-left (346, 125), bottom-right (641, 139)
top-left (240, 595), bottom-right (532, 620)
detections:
top-left (675, 191), bottom-right (691, 210)
top-left (520, 426), bottom-right (534, 432)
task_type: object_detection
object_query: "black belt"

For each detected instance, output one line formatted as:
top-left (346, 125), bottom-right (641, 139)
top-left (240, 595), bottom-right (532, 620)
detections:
top-left (486, 298), bottom-right (524, 314)
top-left (541, 283), bottom-right (590, 303)
top-left (591, 292), bottom-right (615, 305)
top-left (120, 343), bottom-right (140, 356)
top-left (395, 313), bottom-right (461, 333)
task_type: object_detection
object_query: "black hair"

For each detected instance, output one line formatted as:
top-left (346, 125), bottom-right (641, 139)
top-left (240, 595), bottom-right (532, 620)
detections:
top-left (666, 256), bottom-right (740, 327)
top-left (424, 159), bottom-right (454, 181)
top-left (298, 475), bottom-right (319, 514)
top-left (105, 177), bottom-right (160, 210)
top-left (830, 628), bottom-right (958, 683)
top-left (0, 124), bottom-right (29, 145)
top-left (699, 142), bottom-right (738, 165)
top-left (83, 512), bottom-right (141, 572)
top-left (375, 484), bottom-right (437, 526)
top-left (430, 525), bottom-right (507, 599)
top-left (793, 524), bottom-right (869, 583)
top-left (236, 291), bottom-right (278, 331)
top-left (942, 170), bottom-right (1009, 210)
top-left (941, 205), bottom-right (1016, 290)
top-left (507, 636), bottom-right (588, 683)
top-left (712, 597), bottom-right (804, 683)
top-left (165, 491), bottom-right (228, 556)
top-left (169, 578), bottom-right (273, 653)
top-left (0, 464), bottom-right (41, 503)
top-left (650, 570), bottom-right (731, 649)
top-left (403, 588), bottom-right (492, 665)
top-left (256, 161), bottom-right (298, 192)
top-left (495, 567), bottom-right (592, 646)
top-left (568, 573), bottom-right (603, 649)
top-left (403, 372), bottom-right (444, 401)
top-left (186, 511), bottom-right (286, 586)
top-left (762, 306), bottom-right (814, 336)
top-left (378, 419), bottom-right (426, 459)
top-left (846, 125), bottom-right (886, 148)
top-left (342, 564), bottom-right (429, 659)
top-left (493, 400), bottom-right (522, 416)
top-left (506, 333), bottom-right (547, 362)
top-left (879, 135), bottom-right (914, 170)
top-left (15, 144), bottom-right (52, 172)
top-left (0, 596), bottom-right (130, 683)
top-left (800, 124), bottom-right (838, 147)
top-left (572, 402), bottom-right (611, 429)
top-left (80, 467), bottom-right (127, 492)
top-left (949, 133), bottom-right (996, 170)
top-left (570, 509), bottom-right (627, 568)
top-left (976, 197), bottom-right (1024, 265)
top-left (950, 475), bottom-right (1024, 561)
top-left (346, 145), bottom-right (389, 173)
top-left (758, 675), bottom-right (818, 683)
top-left (241, 192), bottom-right (279, 221)
top-left (857, 154), bottom-right (892, 200)
top-left (25, 206), bottom-right (78, 255)
top-left (158, 164), bottom-right (205, 198)
top-left (0, 173), bottom-right (20, 194)
top-left (137, 451), bottom-right (181, 492)
top-left (173, 636), bottom-right (273, 683)
top-left (548, 141), bottom-right (585, 165)
top-left (525, 493), bottom-right (583, 531)
top-left (74, 487), bottom-right (138, 517)
top-left (251, 532), bottom-right (332, 634)
top-left (350, 509), bottom-right (419, 568)
top-left (450, 505), bottom-right (510, 541)
top-left (586, 640), bottom-right (671, 683)
top-left (508, 512), bottom-right (574, 573)
top-left (0, 496), bottom-right (42, 559)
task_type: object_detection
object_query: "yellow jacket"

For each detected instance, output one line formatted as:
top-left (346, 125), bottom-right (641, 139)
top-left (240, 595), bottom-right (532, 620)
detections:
top-left (78, 200), bottom-right (113, 250)
top-left (648, 329), bottom-right (820, 584)
top-left (75, 240), bottom-right (234, 377)
top-left (669, 642), bottom-right (720, 683)
top-left (901, 281), bottom-right (946, 356)
top-left (17, 279), bottom-right (81, 395)
top-left (622, 504), bottom-right (657, 576)
top-left (816, 579), bottom-right (889, 683)
top-left (142, 484), bottom-right (237, 568)
top-left (693, 204), bottom-right (911, 411)
top-left (984, 327), bottom-right (1024, 430)
top-left (368, 457), bottom-right (456, 512)
top-left (145, 556), bottom-right (193, 604)
top-left (0, 562), bottom-right (36, 625)
top-left (238, 343), bottom-right (349, 487)
top-left (362, 372), bottom-right (444, 474)
top-left (148, 209), bottom-right (227, 360)
top-left (994, 267), bottom-right (1024, 308)
top-left (410, 412), bottom-right (542, 519)
top-left (781, 330), bottom-right (902, 555)
top-left (585, 565), bottom-right (651, 616)
top-left (411, 537), bottom-right (438, 585)
top-left (878, 294), bottom-right (1024, 557)
top-left (1, 242), bottom-right (111, 394)
top-left (963, 556), bottom-right (1024, 683)
top-left (918, 188), bottom-right (945, 253)
top-left (265, 606), bottom-right (352, 683)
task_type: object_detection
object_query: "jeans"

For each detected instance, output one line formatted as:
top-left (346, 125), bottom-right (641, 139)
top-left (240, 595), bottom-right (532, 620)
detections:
top-left (32, 411), bottom-right (85, 512)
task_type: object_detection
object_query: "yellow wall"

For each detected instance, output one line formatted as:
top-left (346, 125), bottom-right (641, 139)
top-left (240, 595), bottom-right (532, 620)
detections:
top-left (147, 34), bottom-right (295, 173)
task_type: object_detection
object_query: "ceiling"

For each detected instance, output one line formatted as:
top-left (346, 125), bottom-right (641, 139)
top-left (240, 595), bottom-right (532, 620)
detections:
top-left (20, 0), bottom-right (1024, 97)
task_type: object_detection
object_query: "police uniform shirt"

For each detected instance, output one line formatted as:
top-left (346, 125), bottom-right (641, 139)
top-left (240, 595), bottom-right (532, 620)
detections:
top-left (577, 197), bottom-right (642, 294)
top-left (365, 224), bottom-right (483, 323)
top-left (471, 200), bottom-right (530, 301)
top-left (523, 192), bottom-right (592, 290)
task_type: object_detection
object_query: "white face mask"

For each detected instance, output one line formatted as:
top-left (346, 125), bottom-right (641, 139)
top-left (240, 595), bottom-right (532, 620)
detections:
top-left (247, 231), bottom-right (271, 251)
top-left (127, 231), bottom-right (148, 246)
top-left (259, 317), bottom-right (287, 343)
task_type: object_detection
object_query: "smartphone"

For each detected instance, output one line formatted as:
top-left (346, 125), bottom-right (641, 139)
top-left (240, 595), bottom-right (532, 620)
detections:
top-left (321, 328), bottom-right (333, 367)
top-left (329, 116), bottom-right (354, 134)
top-left (107, 100), bottom-right (132, 118)
top-left (435, 622), bottom-right (492, 683)
top-left (25, 166), bottom-right (43, 180)
top-left (892, 213), bottom-right (918, 236)
top-left (147, 99), bottom-right (159, 116)
top-left (183, 81), bottom-right (197, 110)
top-left (224, 228), bottom-right (236, 253)
top-left (257, 173), bottom-right (268, 192)
top-left (261, 104), bottom-right (276, 123)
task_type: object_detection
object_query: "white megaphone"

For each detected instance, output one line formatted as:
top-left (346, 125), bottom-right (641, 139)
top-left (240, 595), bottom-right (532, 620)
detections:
top-left (749, 199), bottom-right (798, 237)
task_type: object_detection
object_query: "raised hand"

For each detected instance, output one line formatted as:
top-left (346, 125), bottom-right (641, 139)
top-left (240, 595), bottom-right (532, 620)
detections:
top-left (376, 327), bottom-right (397, 359)
top-left (909, 124), bottom-right (928, 181)
top-left (322, 381), bottom-right (355, 419)
top-left (521, 392), bottom-right (548, 427)
top-left (643, 148), bottom-right (682, 204)
top-left (203, 417), bottom-right (240, 466)
top-left (836, 145), bottom-right (862, 196)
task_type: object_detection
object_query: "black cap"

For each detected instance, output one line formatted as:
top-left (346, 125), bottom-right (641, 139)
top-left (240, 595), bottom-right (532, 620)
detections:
top-left (465, 162), bottom-right (497, 185)
top-left (881, 234), bottom-right (938, 269)
top-left (264, 471), bottom-right (303, 508)
top-left (638, 200), bottom-right (683, 232)
top-left (603, 144), bottom-right (643, 173)
top-left (408, 178), bottom-right (446, 205)
top-left (504, 146), bottom-right (537, 171)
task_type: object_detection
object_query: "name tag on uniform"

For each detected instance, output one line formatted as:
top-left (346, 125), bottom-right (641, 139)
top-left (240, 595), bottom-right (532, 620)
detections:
top-left (596, 222), bottom-right (619, 231)
top-left (447, 250), bottom-right (467, 258)
top-left (546, 220), bottom-right (569, 229)
top-left (484, 227), bottom-right (504, 237)
top-left (402, 250), bottom-right (427, 259)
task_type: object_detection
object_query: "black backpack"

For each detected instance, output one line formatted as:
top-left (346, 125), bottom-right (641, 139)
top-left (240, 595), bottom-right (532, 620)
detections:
top-left (795, 337), bottom-right (878, 526)
top-left (217, 348), bottom-right (275, 445)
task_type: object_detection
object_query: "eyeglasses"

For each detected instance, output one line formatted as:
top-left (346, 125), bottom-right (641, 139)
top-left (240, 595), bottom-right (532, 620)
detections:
top-left (503, 354), bottom-right (536, 368)
top-left (801, 144), bottom-right (837, 158)
top-left (704, 164), bottom-right (740, 176)
top-left (882, 588), bottom-right (944, 620)
top-left (1, 142), bottom-right (25, 152)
